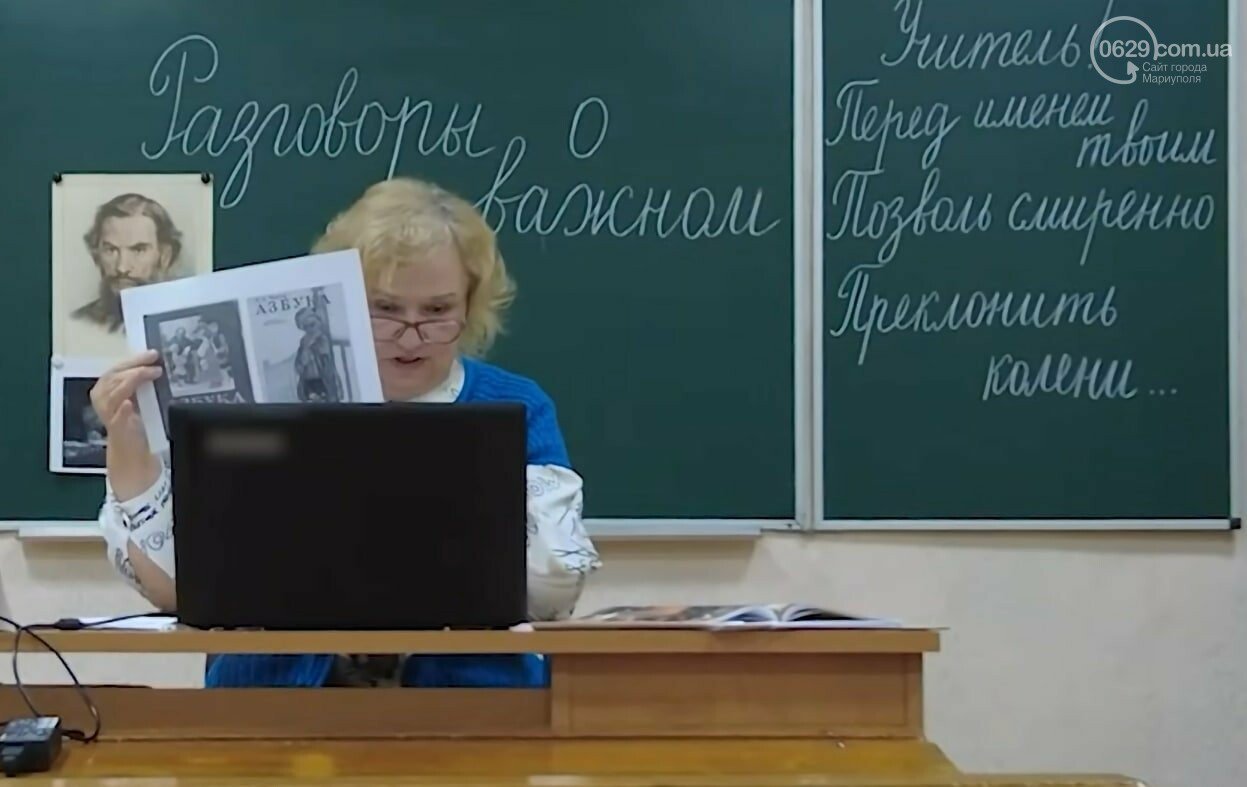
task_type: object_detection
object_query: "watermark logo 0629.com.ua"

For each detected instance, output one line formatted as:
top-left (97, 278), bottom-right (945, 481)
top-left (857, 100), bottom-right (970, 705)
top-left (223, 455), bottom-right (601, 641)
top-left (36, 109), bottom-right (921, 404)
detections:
top-left (1090, 15), bottom-right (1231, 86)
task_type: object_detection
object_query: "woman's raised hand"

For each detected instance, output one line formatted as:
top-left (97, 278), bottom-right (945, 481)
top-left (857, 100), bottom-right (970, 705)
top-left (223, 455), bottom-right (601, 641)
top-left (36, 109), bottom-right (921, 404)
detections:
top-left (90, 350), bottom-right (163, 500)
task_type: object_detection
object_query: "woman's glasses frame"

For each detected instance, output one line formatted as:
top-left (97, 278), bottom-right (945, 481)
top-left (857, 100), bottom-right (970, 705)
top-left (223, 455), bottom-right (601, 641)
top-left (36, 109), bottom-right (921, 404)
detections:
top-left (370, 314), bottom-right (463, 344)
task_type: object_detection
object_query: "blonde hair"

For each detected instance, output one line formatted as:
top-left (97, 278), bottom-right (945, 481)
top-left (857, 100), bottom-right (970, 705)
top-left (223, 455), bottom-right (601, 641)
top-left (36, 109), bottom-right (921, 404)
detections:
top-left (311, 177), bottom-right (516, 356)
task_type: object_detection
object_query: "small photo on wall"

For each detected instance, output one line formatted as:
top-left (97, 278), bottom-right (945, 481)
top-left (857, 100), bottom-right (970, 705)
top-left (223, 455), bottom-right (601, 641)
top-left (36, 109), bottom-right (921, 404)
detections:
top-left (51, 172), bottom-right (213, 360)
top-left (49, 356), bottom-right (112, 475)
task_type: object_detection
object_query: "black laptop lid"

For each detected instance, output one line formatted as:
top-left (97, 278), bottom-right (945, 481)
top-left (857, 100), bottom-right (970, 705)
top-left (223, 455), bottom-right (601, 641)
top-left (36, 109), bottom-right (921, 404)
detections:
top-left (168, 401), bottom-right (528, 631)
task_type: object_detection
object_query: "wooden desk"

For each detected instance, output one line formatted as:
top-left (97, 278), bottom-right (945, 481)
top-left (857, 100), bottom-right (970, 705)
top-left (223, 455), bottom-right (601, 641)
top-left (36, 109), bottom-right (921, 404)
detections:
top-left (0, 628), bottom-right (1145, 786)
top-left (0, 628), bottom-right (934, 740)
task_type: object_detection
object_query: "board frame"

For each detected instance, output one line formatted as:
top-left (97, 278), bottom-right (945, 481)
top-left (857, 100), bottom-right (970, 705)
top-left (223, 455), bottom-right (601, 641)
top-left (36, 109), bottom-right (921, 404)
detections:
top-left (2, 0), bottom-right (809, 541)
top-left (813, 0), bottom-right (1242, 532)
top-left (2, 0), bottom-right (1238, 539)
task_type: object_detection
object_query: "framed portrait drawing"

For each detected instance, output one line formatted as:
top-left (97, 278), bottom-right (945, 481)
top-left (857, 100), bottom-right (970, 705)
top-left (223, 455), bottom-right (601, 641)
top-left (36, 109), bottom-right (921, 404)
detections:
top-left (51, 172), bottom-right (214, 360)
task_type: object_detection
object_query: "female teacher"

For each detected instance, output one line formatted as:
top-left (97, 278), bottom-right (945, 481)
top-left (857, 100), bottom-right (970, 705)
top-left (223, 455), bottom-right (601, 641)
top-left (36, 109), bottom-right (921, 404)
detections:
top-left (91, 177), bottom-right (602, 688)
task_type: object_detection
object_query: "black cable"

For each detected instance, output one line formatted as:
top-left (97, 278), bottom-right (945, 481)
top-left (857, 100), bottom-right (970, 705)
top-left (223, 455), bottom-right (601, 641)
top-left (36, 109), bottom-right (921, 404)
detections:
top-left (44, 613), bottom-right (161, 631)
top-left (0, 611), bottom-right (167, 744)
top-left (0, 613), bottom-right (158, 748)
top-left (2, 616), bottom-right (97, 742)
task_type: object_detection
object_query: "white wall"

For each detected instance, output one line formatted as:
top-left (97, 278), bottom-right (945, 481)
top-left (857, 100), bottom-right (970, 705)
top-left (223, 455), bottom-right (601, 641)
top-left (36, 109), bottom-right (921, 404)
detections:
top-left (2, 7), bottom-right (1242, 787)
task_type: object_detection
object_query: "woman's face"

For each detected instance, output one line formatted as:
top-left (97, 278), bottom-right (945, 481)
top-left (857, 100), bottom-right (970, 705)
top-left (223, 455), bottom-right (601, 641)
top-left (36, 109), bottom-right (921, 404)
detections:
top-left (369, 243), bottom-right (469, 401)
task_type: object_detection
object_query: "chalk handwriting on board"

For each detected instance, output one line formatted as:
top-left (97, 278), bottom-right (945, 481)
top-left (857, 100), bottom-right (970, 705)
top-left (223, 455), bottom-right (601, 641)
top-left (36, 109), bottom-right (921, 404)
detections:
top-left (140, 36), bottom-right (495, 207)
top-left (825, 79), bottom-right (960, 170)
top-left (827, 262), bottom-right (1119, 364)
top-left (881, 0), bottom-right (1083, 70)
top-left (140, 35), bottom-right (780, 241)
top-left (474, 99), bottom-right (779, 240)
top-left (973, 91), bottom-right (1115, 131)
top-left (1076, 100), bottom-right (1218, 168)
top-left (826, 166), bottom-right (994, 266)
top-left (981, 353), bottom-right (1137, 401)
top-left (825, 0), bottom-right (1221, 402)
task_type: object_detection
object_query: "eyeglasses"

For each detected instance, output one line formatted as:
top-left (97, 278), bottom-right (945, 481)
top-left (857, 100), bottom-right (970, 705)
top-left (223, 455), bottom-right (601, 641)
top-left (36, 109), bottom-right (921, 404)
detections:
top-left (370, 314), bottom-right (463, 344)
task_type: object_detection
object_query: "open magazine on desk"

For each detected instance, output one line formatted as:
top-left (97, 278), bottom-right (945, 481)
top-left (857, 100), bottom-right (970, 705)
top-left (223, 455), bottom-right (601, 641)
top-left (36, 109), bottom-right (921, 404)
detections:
top-left (534, 603), bottom-right (904, 630)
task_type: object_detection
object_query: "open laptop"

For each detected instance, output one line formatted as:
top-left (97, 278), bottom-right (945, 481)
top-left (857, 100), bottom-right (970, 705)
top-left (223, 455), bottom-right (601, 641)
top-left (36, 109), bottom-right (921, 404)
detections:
top-left (167, 401), bottom-right (528, 631)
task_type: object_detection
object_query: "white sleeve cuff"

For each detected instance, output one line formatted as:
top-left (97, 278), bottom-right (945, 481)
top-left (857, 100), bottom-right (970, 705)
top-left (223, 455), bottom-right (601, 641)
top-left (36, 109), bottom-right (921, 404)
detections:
top-left (100, 460), bottom-right (177, 582)
top-left (110, 470), bottom-right (169, 525)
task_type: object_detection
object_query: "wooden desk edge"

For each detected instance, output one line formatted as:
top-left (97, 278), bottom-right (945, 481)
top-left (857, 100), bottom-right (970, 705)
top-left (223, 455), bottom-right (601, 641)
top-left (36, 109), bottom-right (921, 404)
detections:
top-left (0, 627), bottom-right (941, 654)
top-left (35, 739), bottom-right (1146, 786)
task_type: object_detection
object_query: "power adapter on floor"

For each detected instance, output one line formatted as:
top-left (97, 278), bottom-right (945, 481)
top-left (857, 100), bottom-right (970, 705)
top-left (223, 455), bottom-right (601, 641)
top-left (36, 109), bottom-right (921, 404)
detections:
top-left (0, 717), bottom-right (62, 777)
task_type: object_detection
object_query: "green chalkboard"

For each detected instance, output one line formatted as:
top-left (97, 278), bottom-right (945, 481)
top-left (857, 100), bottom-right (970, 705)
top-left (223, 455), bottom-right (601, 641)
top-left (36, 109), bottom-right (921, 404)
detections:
top-left (0, 1), bottom-right (794, 521)
top-left (823, 0), bottom-right (1231, 520)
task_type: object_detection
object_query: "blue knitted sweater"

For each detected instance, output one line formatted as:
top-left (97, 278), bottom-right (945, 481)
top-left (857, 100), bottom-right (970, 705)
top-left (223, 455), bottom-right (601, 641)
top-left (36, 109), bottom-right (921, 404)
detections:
top-left (204, 357), bottom-right (568, 688)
